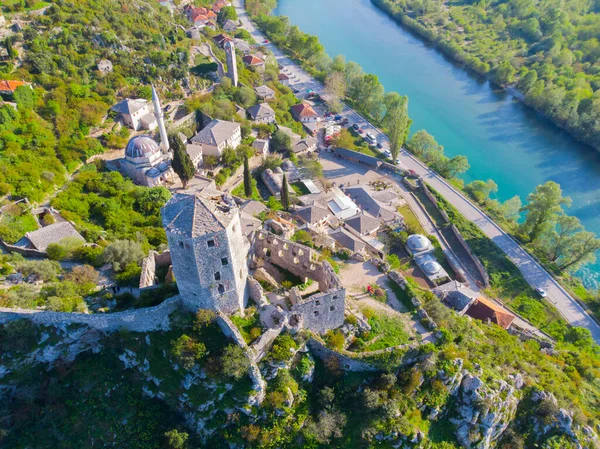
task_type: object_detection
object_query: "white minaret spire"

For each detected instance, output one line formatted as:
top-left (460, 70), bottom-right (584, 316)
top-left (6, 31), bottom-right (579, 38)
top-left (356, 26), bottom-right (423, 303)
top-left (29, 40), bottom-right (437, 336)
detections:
top-left (152, 84), bottom-right (169, 152)
top-left (224, 41), bottom-right (239, 87)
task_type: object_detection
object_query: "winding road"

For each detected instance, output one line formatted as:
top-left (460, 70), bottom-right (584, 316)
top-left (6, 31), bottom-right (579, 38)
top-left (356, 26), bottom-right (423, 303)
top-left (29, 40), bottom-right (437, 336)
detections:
top-left (232, 0), bottom-right (600, 343)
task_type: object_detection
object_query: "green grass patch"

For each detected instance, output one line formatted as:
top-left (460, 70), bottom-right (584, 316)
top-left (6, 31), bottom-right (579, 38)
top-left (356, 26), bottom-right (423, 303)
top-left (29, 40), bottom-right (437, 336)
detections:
top-left (359, 307), bottom-right (411, 351)
top-left (397, 204), bottom-right (426, 235)
top-left (230, 307), bottom-right (263, 344)
top-left (231, 177), bottom-right (262, 201)
top-left (291, 181), bottom-right (310, 195)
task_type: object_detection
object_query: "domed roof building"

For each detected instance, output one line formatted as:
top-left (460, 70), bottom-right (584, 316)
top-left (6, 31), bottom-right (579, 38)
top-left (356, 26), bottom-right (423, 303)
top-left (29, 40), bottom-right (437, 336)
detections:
top-left (125, 135), bottom-right (162, 160)
top-left (406, 234), bottom-right (433, 255)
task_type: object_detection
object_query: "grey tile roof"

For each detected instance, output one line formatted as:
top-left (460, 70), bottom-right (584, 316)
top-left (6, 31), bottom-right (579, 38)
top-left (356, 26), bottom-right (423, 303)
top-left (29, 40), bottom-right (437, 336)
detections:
top-left (329, 228), bottom-right (365, 252)
top-left (162, 193), bottom-right (236, 238)
top-left (293, 204), bottom-right (330, 225)
top-left (191, 119), bottom-right (240, 147)
top-left (186, 143), bottom-right (203, 161)
top-left (334, 147), bottom-right (382, 168)
top-left (344, 212), bottom-right (380, 234)
top-left (110, 98), bottom-right (148, 115)
top-left (252, 139), bottom-right (269, 152)
top-left (276, 125), bottom-right (301, 145)
top-left (25, 222), bottom-right (84, 252)
top-left (345, 186), bottom-right (397, 223)
top-left (291, 137), bottom-right (317, 154)
top-left (255, 85), bottom-right (275, 98)
top-left (433, 280), bottom-right (479, 312)
top-left (240, 200), bottom-right (267, 217)
top-left (247, 103), bottom-right (275, 120)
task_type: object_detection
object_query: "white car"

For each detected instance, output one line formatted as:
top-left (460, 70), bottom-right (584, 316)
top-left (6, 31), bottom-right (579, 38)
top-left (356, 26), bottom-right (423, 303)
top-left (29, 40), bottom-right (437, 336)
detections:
top-left (384, 150), bottom-right (392, 158)
top-left (536, 287), bottom-right (547, 298)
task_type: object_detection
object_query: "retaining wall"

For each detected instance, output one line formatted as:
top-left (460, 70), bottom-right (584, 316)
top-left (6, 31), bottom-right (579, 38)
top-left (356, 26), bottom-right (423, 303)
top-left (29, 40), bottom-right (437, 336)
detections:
top-left (0, 296), bottom-right (182, 332)
top-left (447, 224), bottom-right (490, 287)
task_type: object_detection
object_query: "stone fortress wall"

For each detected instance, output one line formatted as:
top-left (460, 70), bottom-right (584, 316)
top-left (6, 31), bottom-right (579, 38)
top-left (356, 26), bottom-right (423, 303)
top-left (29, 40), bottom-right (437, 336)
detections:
top-left (0, 296), bottom-right (181, 332)
top-left (252, 230), bottom-right (345, 333)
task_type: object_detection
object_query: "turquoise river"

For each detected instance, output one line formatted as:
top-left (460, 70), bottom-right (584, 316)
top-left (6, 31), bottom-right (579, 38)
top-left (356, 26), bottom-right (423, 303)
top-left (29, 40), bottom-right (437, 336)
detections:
top-left (274, 0), bottom-right (600, 286)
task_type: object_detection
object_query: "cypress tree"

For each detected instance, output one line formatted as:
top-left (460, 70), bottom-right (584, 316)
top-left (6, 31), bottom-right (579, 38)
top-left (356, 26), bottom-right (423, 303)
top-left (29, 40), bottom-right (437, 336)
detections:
top-left (243, 155), bottom-right (252, 198)
top-left (280, 173), bottom-right (289, 211)
top-left (5, 37), bottom-right (16, 59)
top-left (170, 134), bottom-right (195, 189)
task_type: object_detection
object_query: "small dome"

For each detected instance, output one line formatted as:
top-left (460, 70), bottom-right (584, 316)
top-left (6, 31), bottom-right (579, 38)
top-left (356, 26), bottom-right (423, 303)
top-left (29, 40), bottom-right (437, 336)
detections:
top-left (423, 260), bottom-right (442, 275)
top-left (157, 161), bottom-right (170, 172)
top-left (126, 135), bottom-right (161, 159)
top-left (407, 234), bottom-right (430, 252)
top-left (146, 167), bottom-right (160, 177)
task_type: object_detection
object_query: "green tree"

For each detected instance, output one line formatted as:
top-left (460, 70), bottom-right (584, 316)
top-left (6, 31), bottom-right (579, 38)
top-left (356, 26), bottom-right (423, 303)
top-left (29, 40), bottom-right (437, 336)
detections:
top-left (164, 429), bottom-right (188, 449)
top-left (4, 37), bottom-right (16, 59)
top-left (520, 181), bottom-right (571, 241)
top-left (171, 335), bottom-right (207, 370)
top-left (217, 6), bottom-right (238, 25)
top-left (170, 134), bottom-right (195, 189)
top-left (280, 173), bottom-right (289, 211)
top-left (243, 155), bottom-right (252, 197)
top-left (220, 344), bottom-right (250, 379)
top-left (464, 179), bottom-right (498, 204)
top-left (382, 92), bottom-right (412, 161)
top-left (137, 187), bottom-right (171, 215)
top-left (271, 130), bottom-right (291, 153)
top-left (102, 240), bottom-right (145, 271)
top-left (440, 155), bottom-right (470, 178)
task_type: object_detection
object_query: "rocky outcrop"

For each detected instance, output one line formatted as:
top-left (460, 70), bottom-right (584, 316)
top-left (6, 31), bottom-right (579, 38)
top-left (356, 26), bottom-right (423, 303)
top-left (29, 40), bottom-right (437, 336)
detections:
top-left (450, 373), bottom-right (519, 449)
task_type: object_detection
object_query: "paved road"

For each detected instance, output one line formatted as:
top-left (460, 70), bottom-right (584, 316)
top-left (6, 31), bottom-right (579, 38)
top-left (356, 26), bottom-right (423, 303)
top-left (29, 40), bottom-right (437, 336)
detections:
top-left (233, 0), bottom-right (600, 343)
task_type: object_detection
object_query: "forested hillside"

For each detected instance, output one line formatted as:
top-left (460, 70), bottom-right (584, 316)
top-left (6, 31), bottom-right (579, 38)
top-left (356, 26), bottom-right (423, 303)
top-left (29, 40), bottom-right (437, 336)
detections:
top-left (371, 0), bottom-right (600, 152)
top-left (0, 0), bottom-right (189, 201)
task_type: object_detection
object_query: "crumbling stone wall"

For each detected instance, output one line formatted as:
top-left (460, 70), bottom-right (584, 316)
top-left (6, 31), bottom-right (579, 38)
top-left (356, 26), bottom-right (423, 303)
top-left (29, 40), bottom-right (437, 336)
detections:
top-left (253, 231), bottom-right (346, 333)
top-left (290, 288), bottom-right (345, 334)
top-left (0, 296), bottom-right (181, 332)
top-left (139, 250), bottom-right (172, 289)
top-left (216, 312), bottom-right (266, 404)
top-left (250, 324), bottom-right (285, 362)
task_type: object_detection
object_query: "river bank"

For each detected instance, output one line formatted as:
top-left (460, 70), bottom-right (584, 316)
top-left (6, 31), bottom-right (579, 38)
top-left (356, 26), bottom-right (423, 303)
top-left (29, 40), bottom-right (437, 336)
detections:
top-left (369, 0), bottom-right (600, 155)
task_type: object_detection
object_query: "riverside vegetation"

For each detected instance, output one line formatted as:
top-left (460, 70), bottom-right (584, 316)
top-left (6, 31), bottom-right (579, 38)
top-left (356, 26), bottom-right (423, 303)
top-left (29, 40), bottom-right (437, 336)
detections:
top-left (371, 0), bottom-right (600, 154)
top-left (1, 1), bottom-right (600, 448)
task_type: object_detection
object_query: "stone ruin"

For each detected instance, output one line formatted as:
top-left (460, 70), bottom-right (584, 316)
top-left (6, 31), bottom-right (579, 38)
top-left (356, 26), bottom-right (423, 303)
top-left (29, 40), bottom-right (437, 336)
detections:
top-left (251, 230), bottom-right (346, 334)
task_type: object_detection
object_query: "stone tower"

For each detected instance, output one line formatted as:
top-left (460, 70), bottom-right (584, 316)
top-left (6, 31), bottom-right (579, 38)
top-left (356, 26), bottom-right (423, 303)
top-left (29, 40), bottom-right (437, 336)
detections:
top-left (152, 84), bottom-right (170, 152)
top-left (162, 192), bottom-right (249, 314)
top-left (224, 40), bottom-right (239, 87)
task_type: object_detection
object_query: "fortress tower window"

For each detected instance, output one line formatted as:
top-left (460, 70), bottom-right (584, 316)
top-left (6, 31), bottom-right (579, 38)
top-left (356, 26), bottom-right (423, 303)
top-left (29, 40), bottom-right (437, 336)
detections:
top-left (178, 241), bottom-right (184, 249)
top-left (221, 257), bottom-right (229, 266)
top-left (214, 272), bottom-right (221, 281)
top-left (330, 306), bottom-right (335, 311)
top-left (207, 239), bottom-right (215, 248)
top-left (218, 284), bottom-right (225, 295)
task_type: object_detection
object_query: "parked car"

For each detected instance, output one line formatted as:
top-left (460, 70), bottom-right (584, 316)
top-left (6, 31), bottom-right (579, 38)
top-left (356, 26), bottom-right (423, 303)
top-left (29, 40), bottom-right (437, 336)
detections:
top-left (377, 142), bottom-right (383, 149)
top-left (263, 39), bottom-right (270, 44)
top-left (536, 287), bottom-right (547, 298)
top-left (341, 118), bottom-right (349, 125)
top-left (384, 150), bottom-right (392, 158)
top-left (334, 115), bottom-right (343, 121)
top-left (352, 123), bottom-right (359, 131)
top-left (292, 87), bottom-right (299, 93)
top-left (357, 127), bottom-right (364, 134)
top-left (164, 104), bottom-right (172, 112)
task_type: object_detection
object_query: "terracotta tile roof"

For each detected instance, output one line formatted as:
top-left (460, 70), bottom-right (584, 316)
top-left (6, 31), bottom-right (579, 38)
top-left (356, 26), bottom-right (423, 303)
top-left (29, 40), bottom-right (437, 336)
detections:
top-left (290, 102), bottom-right (318, 118)
top-left (278, 73), bottom-right (289, 80)
top-left (0, 80), bottom-right (28, 93)
top-left (191, 12), bottom-right (208, 22)
top-left (242, 54), bottom-right (264, 65)
top-left (465, 296), bottom-right (515, 330)
top-left (206, 10), bottom-right (217, 18)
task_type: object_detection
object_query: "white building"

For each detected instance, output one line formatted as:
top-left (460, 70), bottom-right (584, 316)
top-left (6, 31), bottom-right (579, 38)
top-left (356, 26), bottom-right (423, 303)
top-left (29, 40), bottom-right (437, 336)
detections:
top-left (190, 119), bottom-right (241, 157)
top-left (247, 103), bottom-right (276, 124)
top-left (111, 98), bottom-right (157, 132)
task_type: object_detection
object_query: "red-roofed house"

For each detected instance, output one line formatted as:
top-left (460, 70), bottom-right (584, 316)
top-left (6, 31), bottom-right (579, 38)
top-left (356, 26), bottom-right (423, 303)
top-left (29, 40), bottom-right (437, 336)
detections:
top-left (213, 0), bottom-right (227, 12)
top-left (206, 10), bottom-right (217, 19)
top-left (464, 296), bottom-right (515, 330)
top-left (291, 102), bottom-right (319, 123)
top-left (0, 80), bottom-right (31, 96)
top-left (278, 72), bottom-right (290, 87)
top-left (213, 33), bottom-right (233, 48)
top-left (242, 54), bottom-right (265, 71)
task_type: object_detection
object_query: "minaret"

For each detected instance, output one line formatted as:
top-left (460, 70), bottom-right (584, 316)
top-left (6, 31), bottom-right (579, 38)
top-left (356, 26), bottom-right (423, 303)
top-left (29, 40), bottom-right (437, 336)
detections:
top-left (224, 41), bottom-right (239, 87)
top-left (152, 84), bottom-right (170, 152)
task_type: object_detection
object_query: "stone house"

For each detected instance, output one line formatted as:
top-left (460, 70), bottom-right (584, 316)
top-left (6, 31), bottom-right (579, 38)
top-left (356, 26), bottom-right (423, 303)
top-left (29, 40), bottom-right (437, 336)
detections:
top-left (190, 119), bottom-right (241, 157)
top-left (252, 138), bottom-right (270, 159)
top-left (110, 98), bottom-right (157, 131)
top-left (247, 103), bottom-right (276, 124)
top-left (242, 54), bottom-right (266, 71)
top-left (223, 20), bottom-right (238, 33)
top-left (255, 85), bottom-right (275, 100)
top-left (18, 222), bottom-right (84, 253)
top-left (278, 72), bottom-right (290, 87)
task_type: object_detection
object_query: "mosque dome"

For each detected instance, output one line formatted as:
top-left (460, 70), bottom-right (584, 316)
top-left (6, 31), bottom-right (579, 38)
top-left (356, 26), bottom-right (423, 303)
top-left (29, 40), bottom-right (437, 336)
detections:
top-left (146, 167), bottom-right (160, 177)
top-left (423, 259), bottom-right (442, 275)
top-left (126, 135), bottom-right (161, 160)
top-left (407, 234), bottom-right (430, 252)
top-left (157, 161), bottom-right (170, 172)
